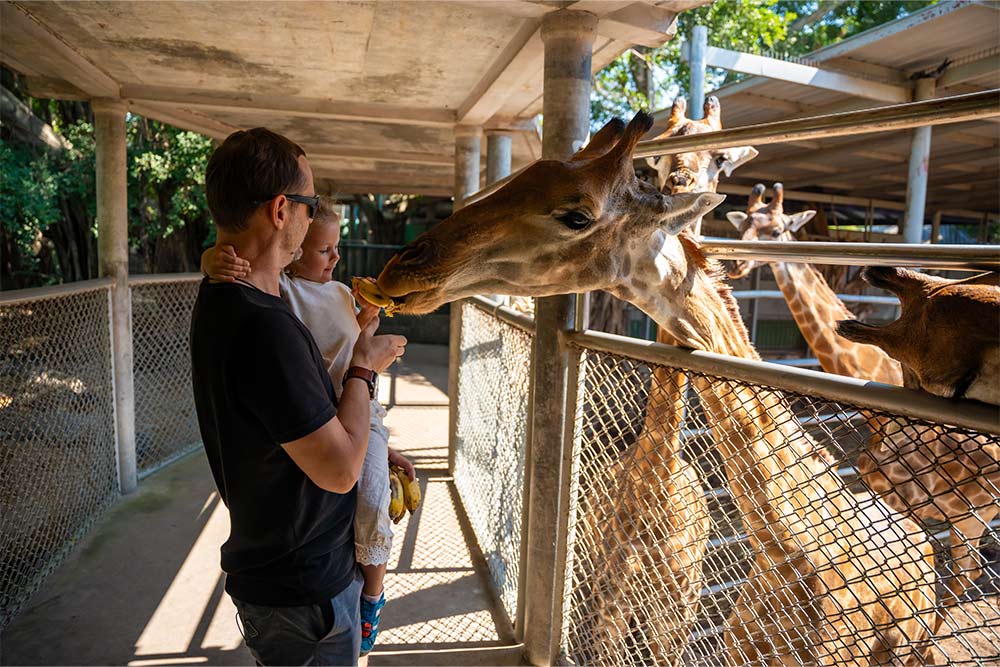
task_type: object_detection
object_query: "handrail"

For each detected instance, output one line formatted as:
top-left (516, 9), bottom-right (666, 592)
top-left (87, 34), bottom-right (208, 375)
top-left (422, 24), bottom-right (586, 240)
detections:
top-left (567, 328), bottom-right (1000, 435)
top-left (129, 272), bottom-right (203, 286)
top-left (467, 295), bottom-right (536, 333)
top-left (731, 290), bottom-right (899, 305)
top-left (700, 241), bottom-right (1000, 271)
top-left (634, 89), bottom-right (1000, 157)
top-left (0, 278), bottom-right (113, 306)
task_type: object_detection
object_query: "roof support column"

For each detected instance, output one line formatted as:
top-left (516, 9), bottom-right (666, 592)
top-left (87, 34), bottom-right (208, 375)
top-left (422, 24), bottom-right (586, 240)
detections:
top-left (448, 125), bottom-right (482, 477)
top-left (688, 25), bottom-right (708, 119)
top-left (523, 10), bottom-right (596, 666)
top-left (903, 77), bottom-right (935, 243)
top-left (486, 130), bottom-right (513, 184)
top-left (93, 97), bottom-right (136, 495)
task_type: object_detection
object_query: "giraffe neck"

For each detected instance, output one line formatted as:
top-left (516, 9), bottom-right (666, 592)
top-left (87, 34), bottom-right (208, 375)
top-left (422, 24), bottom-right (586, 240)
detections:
top-left (618, 234), bottom-right (842, 556)
top-left (771, 262), bottom-right (902, 384)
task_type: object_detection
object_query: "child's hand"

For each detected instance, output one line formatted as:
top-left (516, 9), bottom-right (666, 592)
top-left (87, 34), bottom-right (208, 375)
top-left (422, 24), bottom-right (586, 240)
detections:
top-left (201, 244), bottom-right (250, 282)
top-left (352, 284), bottom-right (381, 329)
top-left (388, 447), bottom-right (415, 481)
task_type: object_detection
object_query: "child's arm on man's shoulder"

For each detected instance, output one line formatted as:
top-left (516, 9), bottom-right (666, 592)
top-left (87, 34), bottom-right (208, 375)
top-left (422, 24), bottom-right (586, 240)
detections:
top-left (201, 244), bottom-right (251, 282)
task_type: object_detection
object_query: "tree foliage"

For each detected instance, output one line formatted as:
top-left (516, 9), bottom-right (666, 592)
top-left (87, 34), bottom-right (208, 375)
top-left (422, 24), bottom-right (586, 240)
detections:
top-left (1, 69), bottom-right (215, 288)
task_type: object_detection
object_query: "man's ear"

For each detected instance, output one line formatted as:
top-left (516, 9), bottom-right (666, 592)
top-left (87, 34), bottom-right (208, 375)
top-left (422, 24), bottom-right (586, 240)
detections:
top-left (269, 195), bottom-right (290, 229)
top-left (726, 211), bottom-right (749, 229)
top-left (786, 210), bottom-right (816, 233)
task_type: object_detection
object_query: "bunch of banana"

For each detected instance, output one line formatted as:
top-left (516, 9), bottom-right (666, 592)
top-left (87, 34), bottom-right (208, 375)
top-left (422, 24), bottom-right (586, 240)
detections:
top-left (387, 465), bottom-right (421, 524)
top-left (352, 277), bottom-right (401, 317)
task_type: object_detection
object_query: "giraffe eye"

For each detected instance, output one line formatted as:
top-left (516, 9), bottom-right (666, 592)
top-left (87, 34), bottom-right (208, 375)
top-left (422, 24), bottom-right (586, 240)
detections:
top-left (771, 229), bottom-right (782, 238)
top-left (555, 209), bottom-right (593, 231)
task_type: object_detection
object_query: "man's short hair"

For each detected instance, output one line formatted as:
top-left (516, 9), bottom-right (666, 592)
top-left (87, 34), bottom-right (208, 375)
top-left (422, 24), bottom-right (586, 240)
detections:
top-left (206, 128), bottom-right (308, 232)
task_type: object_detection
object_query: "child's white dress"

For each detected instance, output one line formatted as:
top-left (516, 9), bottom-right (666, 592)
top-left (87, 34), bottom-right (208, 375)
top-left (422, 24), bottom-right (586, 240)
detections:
top-left (280, 273), bottom-right (393, 566)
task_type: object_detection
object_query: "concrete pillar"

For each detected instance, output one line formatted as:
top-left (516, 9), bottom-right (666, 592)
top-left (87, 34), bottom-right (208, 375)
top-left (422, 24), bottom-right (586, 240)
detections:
top-left (903, 77), bottom-right (935, 244)
top-left (486, 130), bottom-right (513, 184)
top-left (931, 210), bottom-right (943, 244)
top-left (448, 125), bottom-right (482, 477)
top-left (93, 97), bottom-right (136, 495)
top-left (453, 126), bottom-right (483, 207)
top-left (523, 10), bottom-right (597, 666)
top-left (689, 25), bottom-right (708, 120)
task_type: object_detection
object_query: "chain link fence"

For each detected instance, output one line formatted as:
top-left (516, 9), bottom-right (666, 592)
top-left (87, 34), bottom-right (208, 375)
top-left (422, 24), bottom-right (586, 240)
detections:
top-left (452, 301), bottom-right (533, 623)
top-left (0, 282), bottom-right (119, 629)
top-left (562, 346), bottom-right (999, 666)
top-left (131, 276), bottom-right (202, 476)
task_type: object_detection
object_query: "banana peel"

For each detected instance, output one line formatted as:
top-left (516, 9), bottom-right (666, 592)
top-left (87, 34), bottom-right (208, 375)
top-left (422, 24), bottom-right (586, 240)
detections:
top-left (392, 465), bottom-right (421, 515)
top-left (352, 277), bottom-right (402, 317)
top-left (388, 471), bottom-right (406, 523)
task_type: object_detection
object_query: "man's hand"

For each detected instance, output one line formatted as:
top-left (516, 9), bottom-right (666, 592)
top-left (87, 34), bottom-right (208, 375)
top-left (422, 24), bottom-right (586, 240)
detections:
top-left (350, 316), bottom-right (406, 373)
top-left (388, 447), bottom-right (415, 481)
top-left (202, 244), bottom-right (251, 282)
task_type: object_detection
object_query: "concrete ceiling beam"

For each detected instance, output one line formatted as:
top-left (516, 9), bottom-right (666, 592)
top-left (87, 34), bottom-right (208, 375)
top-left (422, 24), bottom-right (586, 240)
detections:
top-left (682, 44), bottom-right (912, 103)
top-left (309, 148), bottom-right (455, 167)
top-left (128, 101), bottom-right (239, 140)
top-left (939, 53), bottom-right (1000, 89)
top-left (121, 84), bottom-right (457, 128)
top-left (0, 2), bottom-right (119, 98)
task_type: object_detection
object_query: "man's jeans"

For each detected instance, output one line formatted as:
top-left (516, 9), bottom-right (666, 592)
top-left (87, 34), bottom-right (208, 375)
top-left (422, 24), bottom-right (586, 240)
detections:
top-left (233, 569), bottom-right (363, 666)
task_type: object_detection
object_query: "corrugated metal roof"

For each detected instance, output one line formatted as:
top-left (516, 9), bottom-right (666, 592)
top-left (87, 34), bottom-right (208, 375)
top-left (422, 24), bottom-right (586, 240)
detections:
top-left (701, 1), bottom-right (999, 215)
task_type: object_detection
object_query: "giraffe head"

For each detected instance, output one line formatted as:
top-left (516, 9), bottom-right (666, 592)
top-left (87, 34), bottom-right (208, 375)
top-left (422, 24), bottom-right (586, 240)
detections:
top-left (724, 183), bottom-right (816, 280)
top-left (376, 111), bottom-right (725, 315)
top-left (836, 267), bottom-right (1000, 404)
top-left (646, 96), bottom-right (758, 195)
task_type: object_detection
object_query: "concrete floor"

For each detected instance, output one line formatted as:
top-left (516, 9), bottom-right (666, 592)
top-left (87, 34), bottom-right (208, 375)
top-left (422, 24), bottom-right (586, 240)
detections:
top-left (1, 344), bottom-right (524, 666)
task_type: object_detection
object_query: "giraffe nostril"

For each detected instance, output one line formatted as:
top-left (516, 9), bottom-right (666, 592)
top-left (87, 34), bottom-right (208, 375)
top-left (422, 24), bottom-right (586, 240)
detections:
top-left (398, 240), bottom-right (435, 266)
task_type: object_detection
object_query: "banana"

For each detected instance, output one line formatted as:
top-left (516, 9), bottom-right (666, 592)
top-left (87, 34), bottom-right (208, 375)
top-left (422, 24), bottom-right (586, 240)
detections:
top-left (352, 277), bottom-right (401, 317)
top-left (388, 470), bottom-right (406, 523)
top-left (392, 465), bottom-right (421, 514)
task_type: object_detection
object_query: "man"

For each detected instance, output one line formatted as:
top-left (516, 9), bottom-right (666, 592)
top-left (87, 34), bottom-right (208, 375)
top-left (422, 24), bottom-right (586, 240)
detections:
top-left (190, 128), bottom-right (406, 665)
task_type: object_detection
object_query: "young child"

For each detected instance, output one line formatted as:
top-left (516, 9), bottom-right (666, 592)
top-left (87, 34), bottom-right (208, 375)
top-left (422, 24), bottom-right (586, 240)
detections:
top-left (202, 198), bottom-right (408, 656)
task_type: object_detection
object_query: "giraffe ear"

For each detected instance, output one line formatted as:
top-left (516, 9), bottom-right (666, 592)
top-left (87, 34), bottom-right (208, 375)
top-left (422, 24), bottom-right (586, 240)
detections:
top-left (571, 118), bottom-right (626, 162)
top-left (786, 210), bottom-right (816, 233)
top-left (717, 146), bottom-right (759, 177)
top-left (726, 211), bottom-right (748, 229)
top-left (658, 192), bottom-right (726, 235)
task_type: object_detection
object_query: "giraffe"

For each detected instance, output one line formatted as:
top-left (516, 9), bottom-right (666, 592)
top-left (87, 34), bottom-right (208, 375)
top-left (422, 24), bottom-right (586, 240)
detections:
top-left (838, 267), bottom-right (1000, 406)
top-left (376, 112), bottom-right (939, 665)
top-left (727, 185), bottom-right (1000, 603)
top-left (646, 95), bottom-right (759, 237)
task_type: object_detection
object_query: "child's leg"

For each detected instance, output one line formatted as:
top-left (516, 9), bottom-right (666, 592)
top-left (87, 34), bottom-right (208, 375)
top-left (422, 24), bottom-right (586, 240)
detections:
top-left (361, 562), bottom-right (387, 598)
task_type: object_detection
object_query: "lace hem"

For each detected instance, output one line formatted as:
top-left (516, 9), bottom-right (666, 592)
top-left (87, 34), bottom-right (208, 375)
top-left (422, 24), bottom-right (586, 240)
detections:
top-left (356, 542), bottom-right (392, 566)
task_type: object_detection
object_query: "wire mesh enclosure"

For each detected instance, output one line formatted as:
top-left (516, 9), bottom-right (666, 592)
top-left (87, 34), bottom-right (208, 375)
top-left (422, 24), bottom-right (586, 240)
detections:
top-left (131, 277), bottom-right (202, 476)
top-left (562, 347), bottom-right (999, 666)
top-left (452, 301), bottom-right (532, 623)
top-left (0, 284), bottom-right (118, 629)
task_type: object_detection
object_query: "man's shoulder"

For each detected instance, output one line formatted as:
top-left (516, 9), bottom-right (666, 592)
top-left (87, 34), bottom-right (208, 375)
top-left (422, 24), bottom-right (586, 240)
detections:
top-left (194, 281), bottom-right (298, 336)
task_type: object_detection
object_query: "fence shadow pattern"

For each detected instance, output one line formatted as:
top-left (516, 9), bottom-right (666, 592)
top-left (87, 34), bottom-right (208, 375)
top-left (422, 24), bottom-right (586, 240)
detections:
top-left (453, 302), bottom-right (531, 624)
top-left (0, 285), bottom-right (118, 629)
top-left (562, 349), bottom-right (999, 666)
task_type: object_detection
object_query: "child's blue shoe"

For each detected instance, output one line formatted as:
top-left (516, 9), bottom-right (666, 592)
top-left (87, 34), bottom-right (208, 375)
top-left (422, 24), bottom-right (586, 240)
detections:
top-left (359, 592), bottom-right (386, 656)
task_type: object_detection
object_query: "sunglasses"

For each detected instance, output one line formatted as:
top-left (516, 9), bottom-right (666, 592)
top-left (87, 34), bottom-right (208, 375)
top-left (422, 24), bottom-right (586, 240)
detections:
top-left (254, 193), bottom-right (320, 219)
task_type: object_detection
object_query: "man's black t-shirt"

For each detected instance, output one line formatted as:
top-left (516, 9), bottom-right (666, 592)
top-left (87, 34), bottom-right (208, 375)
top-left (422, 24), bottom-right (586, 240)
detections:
top-left (190, 278), bottom-right (356, 606)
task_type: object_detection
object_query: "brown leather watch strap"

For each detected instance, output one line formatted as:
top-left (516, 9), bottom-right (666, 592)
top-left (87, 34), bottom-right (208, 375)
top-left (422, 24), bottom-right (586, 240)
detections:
top-left (343, 366), bottom-right (377, 399)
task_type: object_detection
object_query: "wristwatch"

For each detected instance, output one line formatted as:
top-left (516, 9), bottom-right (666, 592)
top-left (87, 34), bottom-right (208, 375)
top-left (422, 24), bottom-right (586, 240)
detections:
top-left (343, 366), bottom-right (378, 400)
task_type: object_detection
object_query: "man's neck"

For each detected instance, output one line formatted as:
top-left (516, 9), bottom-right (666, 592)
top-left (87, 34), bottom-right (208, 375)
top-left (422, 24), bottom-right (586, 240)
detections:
top-left (216, 232), bottom-right (287, 297)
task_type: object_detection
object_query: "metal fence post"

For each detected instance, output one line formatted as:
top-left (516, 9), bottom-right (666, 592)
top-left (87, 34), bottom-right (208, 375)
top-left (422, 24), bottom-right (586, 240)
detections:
top-left (93, 97), bottom-right (136, 495)
top-left (689, 25), bottom-right (708, 118)
top-left (522, 10), bottom-right (597, 666)
top-left (448, 125), bottom-right (482, 475)
top-left (904, 76), bottom-right (936, 244)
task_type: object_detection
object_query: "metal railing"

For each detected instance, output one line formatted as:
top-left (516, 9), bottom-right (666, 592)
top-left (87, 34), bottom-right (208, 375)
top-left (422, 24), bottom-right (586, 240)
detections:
top-left (0, 274), bottom-right (203, 629)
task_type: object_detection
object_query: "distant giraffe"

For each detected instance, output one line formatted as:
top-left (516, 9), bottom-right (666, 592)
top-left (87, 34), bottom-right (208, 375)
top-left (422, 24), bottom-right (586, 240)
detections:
top-left (728, 185), bottom-right (1000, 600)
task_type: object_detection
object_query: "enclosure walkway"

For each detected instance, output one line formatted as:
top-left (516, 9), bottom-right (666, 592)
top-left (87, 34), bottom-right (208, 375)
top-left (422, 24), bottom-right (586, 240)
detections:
top-left (1, 344), bottom-right (524, 667)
